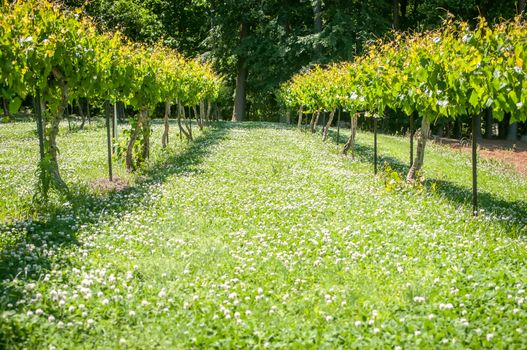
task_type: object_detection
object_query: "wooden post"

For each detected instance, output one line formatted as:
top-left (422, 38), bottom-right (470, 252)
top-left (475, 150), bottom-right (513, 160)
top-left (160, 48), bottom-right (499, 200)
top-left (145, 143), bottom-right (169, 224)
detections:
top-left (374, 117), bottom-right (378, 175)
top-left (104, 101), bottom-right (113, 181)
top-left (472, 114), bottom-right (479, 216)
top-left (34, 88), bottom-right (45, 161)
top-left (337, 109), bottom-right (341, 144)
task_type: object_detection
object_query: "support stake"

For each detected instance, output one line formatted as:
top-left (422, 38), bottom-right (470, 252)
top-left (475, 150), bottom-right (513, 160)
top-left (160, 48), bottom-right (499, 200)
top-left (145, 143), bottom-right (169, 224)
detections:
top-left (410, 112), bottom-right (414, 167)
top-left (374, 117), bottom-right (378, 175)
top-left (472, 114), bottom-right (479, 216)
top-left (337, 109), bottom-right (341, 144)
top-left (113, 102), bottom-right (118, 154)
top-left (34, 88), bottom-right (45, 161)
top-left (104, 101), bottom-right (113, 182)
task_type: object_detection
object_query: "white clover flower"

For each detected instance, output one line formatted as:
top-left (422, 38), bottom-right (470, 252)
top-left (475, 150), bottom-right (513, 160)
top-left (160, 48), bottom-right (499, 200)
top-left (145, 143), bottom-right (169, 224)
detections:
top-left (128, 310), bottom-right (136, 317)
top-left (35, 309), bottom-right (44, 316)
top-left (48, 315), bottom-right (55, 322)
top-left (414, 296), bottom-right (425, 303)
top-left (354, 320), bottom-right (362, 327)
top-left (486, 333), bottom-right (494, 341)
top-left (439, 303), bottom-right (454, 310)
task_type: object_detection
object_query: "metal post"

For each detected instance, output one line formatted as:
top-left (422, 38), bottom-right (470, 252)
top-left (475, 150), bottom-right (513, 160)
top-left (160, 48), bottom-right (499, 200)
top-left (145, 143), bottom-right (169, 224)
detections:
top-left (113, 102), bottom-right (118, 154)
top-left (410, 113), bottom-right (414, 167)
top-left (374, 117), bottom-right (378, 175)
top-left (472, 114), bottom-right (479, 216)
top-left (34, 88), bottom-right (45, 161)
top-left (105, 101), bottom-right (113, 181)
top-left (337, 109), bottom-right (341, 144)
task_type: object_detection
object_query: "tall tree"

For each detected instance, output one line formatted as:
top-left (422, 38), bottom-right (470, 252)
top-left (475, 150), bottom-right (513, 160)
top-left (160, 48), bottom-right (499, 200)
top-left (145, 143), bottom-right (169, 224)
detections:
top-left (232, 21), bottom-right (250, 122)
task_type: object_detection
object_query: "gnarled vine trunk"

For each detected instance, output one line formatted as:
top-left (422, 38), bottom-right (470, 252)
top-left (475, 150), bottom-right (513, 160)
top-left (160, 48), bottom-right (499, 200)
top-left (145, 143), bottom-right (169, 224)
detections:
top-left (206, 100), bottom-right (212, 122)
top-left (406, 116), bottom-right (430, 182)
top-left (341, 113), bottom-right (358, 158)
top-left (43, 68), bottom-right (69, 193)
top-left (141, 108), bottom-right (151, 161)
top-left (310, 111), bottom-right (320, 133)
top-left (194, 105), bottom-right (203, 131)
top-left (322, 109), bottom-right (336, 141)
top-left (126, 107), bottom-right (147, 172)
top-left (177, 101), bottom-right (192, 141)
top-left (297, 106), bottom-right (303, 128)
top-left (2, 97), bottom-right (12, 118)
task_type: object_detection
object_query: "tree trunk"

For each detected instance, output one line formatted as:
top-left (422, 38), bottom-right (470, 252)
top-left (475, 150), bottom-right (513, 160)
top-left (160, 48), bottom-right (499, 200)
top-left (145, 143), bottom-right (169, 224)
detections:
top-left (310, 111), bottom-right (320, 133)
top-left (47, 68), bottom-right (69, 192)
top-left (162, 100), bottom-right (171, 148)
top-left (141, 108), bottom-right (150, 162)
top-left (77, 99), bottom-right (86, 129)
top-left (2, 97), bottom-right (12, 118)
top-left (322, 109), bottom-right (336, 141)
top-left (232, 21), bottom-right (249, 122)
top-left (313, 0), bottom-right (322, 61)
top-left (193, 105), bottom-right (203, 131)
top-left (297, 106), bottom-right (303, 128)
top-left (400, 0), bottom-right (408, 21)
top-left (341, 113), bottom-right (358, 159)
top-left (177, 101), bottom-right (191, 141)
top-left (406, 116), bottom-right (430, 182)
top-left (206, 100), bottom-right (212, 122)
top-left (126, 108), bottom-right (146, 172)
top-left (518, 0), bottom-right (525, 14)
top-left (392, 0), bottom-right (400, 29)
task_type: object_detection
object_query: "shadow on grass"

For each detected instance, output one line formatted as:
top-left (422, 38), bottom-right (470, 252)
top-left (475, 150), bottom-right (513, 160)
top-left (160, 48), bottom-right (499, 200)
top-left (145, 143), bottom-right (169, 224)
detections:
top-left (0, 126), bottom-right (229, 312)
top-left (324, 128), bottom-right (527, 227)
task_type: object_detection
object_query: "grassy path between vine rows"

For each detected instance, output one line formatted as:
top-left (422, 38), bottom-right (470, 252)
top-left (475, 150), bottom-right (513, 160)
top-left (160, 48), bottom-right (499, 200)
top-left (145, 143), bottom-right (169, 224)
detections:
top-left (1, 121), bottom-right (527, 349)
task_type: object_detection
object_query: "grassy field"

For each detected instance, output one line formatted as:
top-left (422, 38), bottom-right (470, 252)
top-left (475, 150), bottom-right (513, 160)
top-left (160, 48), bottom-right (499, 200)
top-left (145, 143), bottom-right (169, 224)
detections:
top-left (1, 120), bottom-right (526, 349)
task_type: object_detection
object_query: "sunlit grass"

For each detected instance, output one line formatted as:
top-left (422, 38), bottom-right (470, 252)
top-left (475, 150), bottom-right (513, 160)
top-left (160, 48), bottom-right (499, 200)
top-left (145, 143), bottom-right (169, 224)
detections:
top-left (0, 120), bottom-right (526, 349)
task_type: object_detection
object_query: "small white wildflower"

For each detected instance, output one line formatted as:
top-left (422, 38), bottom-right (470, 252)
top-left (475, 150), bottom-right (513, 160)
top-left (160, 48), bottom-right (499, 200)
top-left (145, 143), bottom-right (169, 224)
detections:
top-left (414, 296), bottom-right (425, 303)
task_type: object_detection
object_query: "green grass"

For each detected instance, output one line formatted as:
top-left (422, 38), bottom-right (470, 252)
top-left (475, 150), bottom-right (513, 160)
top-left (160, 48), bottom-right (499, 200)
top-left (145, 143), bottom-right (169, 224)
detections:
top-left (1, 120), bottom-right (526, 349)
